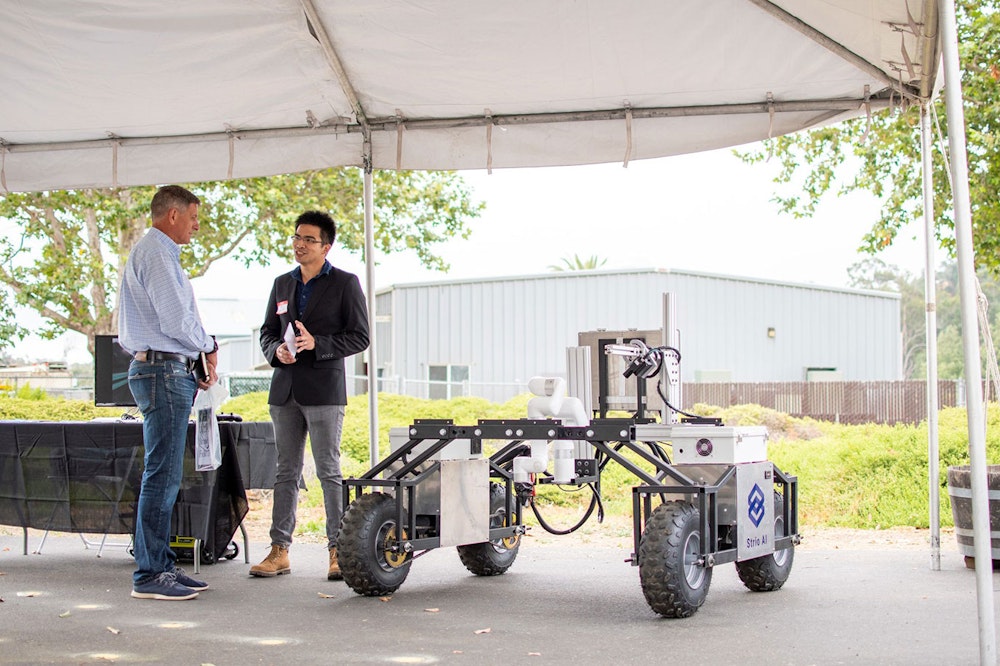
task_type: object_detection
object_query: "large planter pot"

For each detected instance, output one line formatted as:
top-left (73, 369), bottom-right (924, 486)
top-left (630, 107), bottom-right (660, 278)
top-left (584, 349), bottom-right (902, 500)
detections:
top-left (947, 465), bottom-right (1000, 569)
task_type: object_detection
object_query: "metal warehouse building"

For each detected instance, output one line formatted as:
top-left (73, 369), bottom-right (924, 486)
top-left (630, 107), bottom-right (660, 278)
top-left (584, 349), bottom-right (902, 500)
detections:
top-left (372, 268), bottom-right (901, 403)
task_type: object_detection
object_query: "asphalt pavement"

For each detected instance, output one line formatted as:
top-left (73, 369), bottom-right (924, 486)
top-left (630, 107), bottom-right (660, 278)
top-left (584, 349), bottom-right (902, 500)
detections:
top-left (0, 529), bottom-right (995, 665)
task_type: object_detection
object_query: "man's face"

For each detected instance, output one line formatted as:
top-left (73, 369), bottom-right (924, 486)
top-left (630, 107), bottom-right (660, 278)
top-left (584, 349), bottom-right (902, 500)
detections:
top-left (168, 203), bottom-right (199, 245)
top-left (292, 223), bottom-right (330, 266)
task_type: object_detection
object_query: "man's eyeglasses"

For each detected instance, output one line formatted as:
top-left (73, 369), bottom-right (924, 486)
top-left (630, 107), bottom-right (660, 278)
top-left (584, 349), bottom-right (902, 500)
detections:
top-left (290, 234), bottom-right (325, 245)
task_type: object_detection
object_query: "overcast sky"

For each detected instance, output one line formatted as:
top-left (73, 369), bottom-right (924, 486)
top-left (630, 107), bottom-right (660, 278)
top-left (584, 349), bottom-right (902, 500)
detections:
top-left (20, 146), bottom-right (930, 364)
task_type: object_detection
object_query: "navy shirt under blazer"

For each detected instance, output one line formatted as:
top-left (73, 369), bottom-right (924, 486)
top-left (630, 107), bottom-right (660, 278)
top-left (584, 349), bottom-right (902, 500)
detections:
top-left (260, 262), bottom-right (370, 407)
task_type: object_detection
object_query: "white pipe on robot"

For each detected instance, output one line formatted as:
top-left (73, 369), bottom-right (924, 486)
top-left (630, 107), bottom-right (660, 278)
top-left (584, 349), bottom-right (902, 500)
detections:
top-left (512, 377), bottom-right (589, 485)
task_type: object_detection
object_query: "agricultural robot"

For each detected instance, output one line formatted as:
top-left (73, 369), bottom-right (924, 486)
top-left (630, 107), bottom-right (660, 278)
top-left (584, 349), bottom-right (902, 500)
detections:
top-left (337, 340), bottom-right (799, 617)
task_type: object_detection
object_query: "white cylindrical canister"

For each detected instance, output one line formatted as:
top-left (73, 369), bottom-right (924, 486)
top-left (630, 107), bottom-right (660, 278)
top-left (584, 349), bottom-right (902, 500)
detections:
top-left (553, 440), bottom-right (574, 484)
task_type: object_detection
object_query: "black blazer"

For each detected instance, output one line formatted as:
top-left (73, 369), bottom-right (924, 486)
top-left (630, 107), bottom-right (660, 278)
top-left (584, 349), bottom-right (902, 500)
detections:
top-left (260, 266), bottom-right (370, 406)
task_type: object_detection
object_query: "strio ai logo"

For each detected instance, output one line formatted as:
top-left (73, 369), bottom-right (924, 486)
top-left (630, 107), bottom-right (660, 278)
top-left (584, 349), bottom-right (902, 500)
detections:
top-left (747, 483), bottom-right (766, 527)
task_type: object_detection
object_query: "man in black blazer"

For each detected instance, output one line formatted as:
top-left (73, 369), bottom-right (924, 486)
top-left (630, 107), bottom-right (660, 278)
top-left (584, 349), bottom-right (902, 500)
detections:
top-left (250, 211), bottom-right (370, 581)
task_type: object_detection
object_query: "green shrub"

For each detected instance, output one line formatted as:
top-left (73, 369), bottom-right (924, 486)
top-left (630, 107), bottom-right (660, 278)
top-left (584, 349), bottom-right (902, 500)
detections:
top-left (0, 395), bottom-right (123, 420)
top-left (14, 384), bottom-right (50, 401)
top-left (8, 391), bottom-right (999, 531)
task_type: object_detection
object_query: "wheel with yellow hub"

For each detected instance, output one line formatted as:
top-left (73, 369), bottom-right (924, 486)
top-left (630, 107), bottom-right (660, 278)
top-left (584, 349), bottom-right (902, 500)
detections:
top-left (338, 492), bottom-right (413, 596)
top-left (457, 482), bottom-right (521, 576)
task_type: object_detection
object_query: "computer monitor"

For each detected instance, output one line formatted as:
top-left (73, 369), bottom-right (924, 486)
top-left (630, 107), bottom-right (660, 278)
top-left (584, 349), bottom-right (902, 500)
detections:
top-left (94, 335), bottom-right (136, 407)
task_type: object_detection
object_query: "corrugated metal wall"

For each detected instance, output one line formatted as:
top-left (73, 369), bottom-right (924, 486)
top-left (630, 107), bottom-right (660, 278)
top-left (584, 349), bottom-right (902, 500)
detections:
top-left (375, 268), bottom-right (900, 401)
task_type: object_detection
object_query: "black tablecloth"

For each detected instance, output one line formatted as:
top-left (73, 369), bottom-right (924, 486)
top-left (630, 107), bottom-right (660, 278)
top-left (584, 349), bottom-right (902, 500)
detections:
top-left (0, 420), bottom-right (274, 559)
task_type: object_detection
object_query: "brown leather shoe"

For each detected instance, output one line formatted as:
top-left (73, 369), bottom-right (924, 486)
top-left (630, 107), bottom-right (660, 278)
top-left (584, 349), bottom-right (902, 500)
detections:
top-left (250, 544), bottom-right (290, 577)
top-left (327, 547), bottom-right (343, 581)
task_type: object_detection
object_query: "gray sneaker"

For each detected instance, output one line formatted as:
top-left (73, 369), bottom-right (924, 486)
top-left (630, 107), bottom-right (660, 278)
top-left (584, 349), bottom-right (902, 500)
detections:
top-left (131, 571), bottom-right (198, 600)
top-left (173, 567), bottom-right (209, 591)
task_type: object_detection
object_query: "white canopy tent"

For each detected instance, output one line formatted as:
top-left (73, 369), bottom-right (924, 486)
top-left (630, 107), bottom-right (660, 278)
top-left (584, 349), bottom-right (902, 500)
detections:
top-left (2, 1), bottom-right (938, 187)
top-left (1, 1), bottom-right (994, 659)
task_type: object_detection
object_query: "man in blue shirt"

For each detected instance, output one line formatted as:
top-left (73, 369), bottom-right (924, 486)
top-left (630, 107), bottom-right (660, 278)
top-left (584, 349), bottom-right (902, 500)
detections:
top-left (119, 185), bottom-right (219, 600)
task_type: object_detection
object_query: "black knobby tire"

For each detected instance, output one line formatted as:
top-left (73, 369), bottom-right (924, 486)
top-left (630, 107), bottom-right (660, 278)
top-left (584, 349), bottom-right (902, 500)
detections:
top-left (735, 493), bottom-right (794, 592)
top-left (638, 501), bottom-right (713, 618)
top-left (457, 482), bottom-right (520, 576)
top-left (338, 492), bottom-right (413, 596)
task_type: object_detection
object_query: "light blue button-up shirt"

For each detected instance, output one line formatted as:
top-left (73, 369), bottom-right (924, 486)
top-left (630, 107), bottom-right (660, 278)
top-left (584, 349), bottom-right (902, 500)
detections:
top-left (118, 227), bottom-right (214, 358)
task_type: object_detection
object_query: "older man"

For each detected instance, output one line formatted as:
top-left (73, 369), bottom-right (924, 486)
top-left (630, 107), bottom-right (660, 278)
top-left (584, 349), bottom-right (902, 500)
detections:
top-left (119, 185), bottom-right (218, 600)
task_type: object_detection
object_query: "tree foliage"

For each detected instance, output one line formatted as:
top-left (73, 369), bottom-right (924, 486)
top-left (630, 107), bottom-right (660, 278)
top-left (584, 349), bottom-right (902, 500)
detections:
top-left (0, 170), bottom-right (483, 354)
top-left (738, 1), bottom-right (1000, 275)
top-left (849, 258), bottom-right (1000, 380)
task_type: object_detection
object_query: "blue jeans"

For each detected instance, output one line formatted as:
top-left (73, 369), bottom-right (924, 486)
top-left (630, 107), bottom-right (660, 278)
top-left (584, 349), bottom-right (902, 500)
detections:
top-left (269, 399), bottom-right (345, 550)
top-left (128, 358), bottom-right (197, 585)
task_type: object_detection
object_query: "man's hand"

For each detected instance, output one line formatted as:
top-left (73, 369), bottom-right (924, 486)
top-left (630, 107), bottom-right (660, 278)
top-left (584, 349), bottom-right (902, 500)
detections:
top-left (294, 320), bottom-right (315, 353)
top-left (197, 350), bottom-right (219, 389)
top-left (275, 342), bottom-right (296, 365)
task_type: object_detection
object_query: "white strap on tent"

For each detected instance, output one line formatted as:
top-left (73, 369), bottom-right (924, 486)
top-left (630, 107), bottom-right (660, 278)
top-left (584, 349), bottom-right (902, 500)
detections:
top-left (395, 109), bottom-right (404, 170)
top-left (225, 125), bottom-right (236, 179)
top-left (766, 92), bottom-right (775, 161)
top-left (623, 102), bottom-right (632, 168)
top-left (899, 34), bottom-right (916, 82)
top-left (860, 85), bottom-right (872, 144)
top-left (109, 134), bottom-right (120, 187)
top-left (485, 108), bottom-right (493, 174)
top-left (0, 139), bottom-right (8, 194)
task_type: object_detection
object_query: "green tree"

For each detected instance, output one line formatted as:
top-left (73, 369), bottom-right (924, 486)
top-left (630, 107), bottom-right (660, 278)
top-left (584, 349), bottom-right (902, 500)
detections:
top-left (547, 254), bottom-right (608, 272)
top-left (846, 258), bottom-right (1000, 381)
top-left (738, 1), bottom-right (1000, 275)
top-left (0, 170), bottom-right (483, 355)
top-left (932, 261), bottom-right (1000, 381)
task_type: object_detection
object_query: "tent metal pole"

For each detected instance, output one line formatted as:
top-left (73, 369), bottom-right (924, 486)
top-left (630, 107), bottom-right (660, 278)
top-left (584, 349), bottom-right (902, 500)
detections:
top-left (937, 1), bottom-right (995, 662)
top-left (363, 140), bottom-right (379, 466)
top-left (920, 102), bottom-right (941, 572)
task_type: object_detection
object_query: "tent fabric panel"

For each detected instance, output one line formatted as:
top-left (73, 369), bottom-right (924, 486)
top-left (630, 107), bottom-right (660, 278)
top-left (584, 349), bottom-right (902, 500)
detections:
top-left (322, 0), bottom-right (890, 120)
top-left (2, 0), bottom-right (353, 144)
top-left (0, 0), bottom-right (939, 191)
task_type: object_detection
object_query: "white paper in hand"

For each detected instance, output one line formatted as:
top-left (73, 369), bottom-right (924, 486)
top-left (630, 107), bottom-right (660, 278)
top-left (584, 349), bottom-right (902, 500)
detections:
top-left (284, 322), bottom-right (297, 360)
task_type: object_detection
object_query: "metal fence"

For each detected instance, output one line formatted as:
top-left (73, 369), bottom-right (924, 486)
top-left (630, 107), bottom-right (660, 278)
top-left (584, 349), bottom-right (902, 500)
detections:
top-left (1, 370), bottom-right (967, 425)
top-left (682, 380), bottom-right (963, 425)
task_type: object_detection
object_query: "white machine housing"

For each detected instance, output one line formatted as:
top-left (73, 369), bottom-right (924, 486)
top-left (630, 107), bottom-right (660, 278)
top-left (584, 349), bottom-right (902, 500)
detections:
top-left (667, 424), bottom-right (768, 465)
top-left (634, 423), bottom-right (776, 561)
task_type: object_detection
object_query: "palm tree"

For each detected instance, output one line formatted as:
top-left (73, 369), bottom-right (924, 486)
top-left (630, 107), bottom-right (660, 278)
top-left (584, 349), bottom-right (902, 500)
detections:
top-left (548, 254), bottom-right (608, 272)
